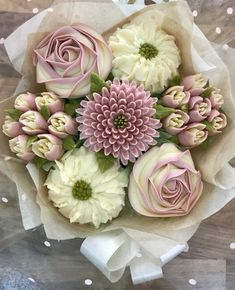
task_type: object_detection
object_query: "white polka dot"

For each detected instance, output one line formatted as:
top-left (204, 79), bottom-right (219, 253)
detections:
top-left (32, 8), bottom-right (39, 14)
top-left (2, 197), bottom-right (8, 203)
top-left (4, 156), bottom-right (11, 161)
top-left (47, 8), bottom-right (54, 12)
top-left (189, 279), bottom-right (197, 285)
top-left (0, 37), bottom-right (4, 44)
top-left (136, 253), bottom-right (142, 258)
top-left (216, 27), bottom-right (221, 34)
top-left (44, 241), bottom-right (51, 247)
top-left (223, 44), bottom-right (229, 51)
top-left (230, 243), bottom-right (235, 249)
top-left (21, 194), bottom-right (27, 201)
top-left (28, 277), bottom-right (35, 283)
top-left (227, 7), bottom-right (233, 15)
top-left (84, 279), bottom-right (92, 286)
top-left (192, 10), bottom-right (198, 17)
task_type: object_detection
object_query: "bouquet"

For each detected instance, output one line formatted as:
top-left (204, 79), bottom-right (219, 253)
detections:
top-left (1, 0), bottom-right (235, 284)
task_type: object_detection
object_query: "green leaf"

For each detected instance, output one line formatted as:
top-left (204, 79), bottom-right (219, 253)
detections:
top-left (42, 161), bottom-right (56, 172)
top-left (151, 92), bottom-right (163, 99)
top-left (70, 99), bottom-right (82, 105)
top-left (63, 136), bottom-right (76, 151)
top-left (26, 136), bottom-right (38, 148)
top-left (65, 103), bottom-right (77, 117)
top-left (155, 130), bottom-right (172, 146)
top-left (34, 156), bottom-right (47, 169)
top-left (181, 104), bottom-right (189, 113)
top-left (169, 135), bottom-right (180, 145)
top-left (106, 71), bottom-right (114, 82)
top-left (96, 151), bottom-right (115, 173)
top-left (5, 108), bottom-right (23, 121)
top-left (123, 162), bottom-right (134, 176)
top-left (201, 87), bottom-right (214, 98)
top-left (155, 130), bottom-right (182, 149)
top-left (40, 105), bottom-right (51, 120)
top-left (155, 105), bottom-right (176, 119)
top-left (202, 120), bottom-right (214, 132)
top-left (90, 73), bottom-right (108, 94)
top-left (199, 136), bottom-right (216, 149)
top-left (65, 98), bottom-right (83, 116)
top-left (75, 139), bottom-right (84, 148)
top-left (167, 75), bottom-right (181, 87)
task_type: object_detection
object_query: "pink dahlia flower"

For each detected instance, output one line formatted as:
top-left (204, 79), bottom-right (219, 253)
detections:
top-left (76, 79), bottom-right (161, 165)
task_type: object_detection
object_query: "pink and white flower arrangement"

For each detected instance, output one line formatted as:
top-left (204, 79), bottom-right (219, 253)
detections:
top-left (1, 3), bottom-right (234, 285)
top-left (2, 21), bottom-right (228, 224)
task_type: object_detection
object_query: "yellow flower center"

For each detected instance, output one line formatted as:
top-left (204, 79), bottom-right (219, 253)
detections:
top-left (114, 115), bottom-right (128, 129)
top-left (139, 43), bottom-right (158, 60)
top-left (72, 180), bottom-right (92, 200)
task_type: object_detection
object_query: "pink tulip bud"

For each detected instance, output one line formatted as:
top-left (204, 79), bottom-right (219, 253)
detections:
top-left (163, 110), bottom-right (189, 135)
top-left (48, 112), bottom-right (77, 139)
top-left (209, 88), bottom-right (224, 109)
top-left (178, 123), bottom-right (208, 148)
top-left (32, 134), bottom-right (64, 161)
top-left (2, 116), bottom-right (24, 137)
top-left (162, 86), bottom-right (190, 109)
top-left (189, 96), bottom-right (211, 122)
top-left (19, 110), bottom-right (48, 135)
top-left (182, 74), bottom-right (208, 96)
top-left (9, 135), bottom-right (35, 161)
top-left (35, 92), bottom-right (64, 113)
top-left (207, 109), bottom-right (227, 135)
top-left (14, 92), bottom-right (36, 112)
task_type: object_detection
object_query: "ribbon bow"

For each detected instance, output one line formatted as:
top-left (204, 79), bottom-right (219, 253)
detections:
top-left (81, 229), bottom-right (188, 284)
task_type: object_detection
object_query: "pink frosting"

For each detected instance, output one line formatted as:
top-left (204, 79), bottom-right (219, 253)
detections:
top-left (33, 24), bottom-right (112, 98)
top-left (77, 78), bottom-right (161, 165)
top-left (128, 143), bottom-right (203, 217)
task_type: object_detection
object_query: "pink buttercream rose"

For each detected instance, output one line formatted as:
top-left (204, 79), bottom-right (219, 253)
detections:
top-left (33, 24), bottom-right (112, 98)
top-left (128, 143), bottom-right (203, 217)
top-left (32, 134), bottom-right (64, 161)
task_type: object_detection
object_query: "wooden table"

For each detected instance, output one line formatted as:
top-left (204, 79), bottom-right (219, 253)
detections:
top-left (0, 1), bottom-right (235, 289)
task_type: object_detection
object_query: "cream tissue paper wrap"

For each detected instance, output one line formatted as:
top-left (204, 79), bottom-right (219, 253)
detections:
top-left (1, 0), bottom-right (235, 284)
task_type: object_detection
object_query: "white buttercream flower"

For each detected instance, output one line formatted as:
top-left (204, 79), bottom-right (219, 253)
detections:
top-left (45, 147), bottom-right (128, 228)
top-left (109, 22), bottom-right (181, 93)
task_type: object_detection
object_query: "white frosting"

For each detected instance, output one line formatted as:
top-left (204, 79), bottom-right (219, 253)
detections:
top-left (109, 22), bottom-right (181, 93)
top-left (45, 147), bottom-right (128, 228)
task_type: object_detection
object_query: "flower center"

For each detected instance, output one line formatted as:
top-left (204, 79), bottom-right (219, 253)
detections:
top-left (169, 113), bottom-right (184, 128)
top-left (114, 115), bottom-right (128, 129)
top-left (51, 117), bottom-right (66, 131)
top-left (72, 180), bottom-right (92, 200)
top-left (139, 43), bottom-right (158, 60)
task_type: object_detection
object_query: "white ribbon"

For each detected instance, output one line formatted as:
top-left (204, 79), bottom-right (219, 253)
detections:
top-left (80, 230), bottom-right (188, 284)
